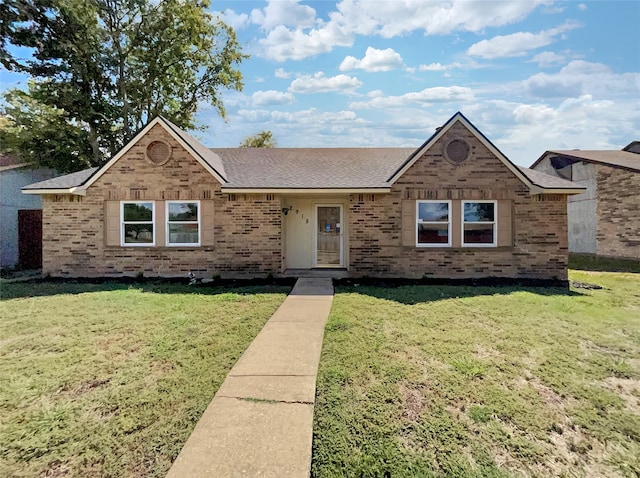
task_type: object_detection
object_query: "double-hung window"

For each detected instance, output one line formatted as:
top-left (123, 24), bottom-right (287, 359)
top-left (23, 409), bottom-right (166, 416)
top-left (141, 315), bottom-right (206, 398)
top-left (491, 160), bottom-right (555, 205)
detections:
top-left (416, 200), bottom-right (451, 246)
top-left (462, 201), bottom-right (497, 246)
top-left (122, 202), bottom-right (154, 246)
top-left (167, 201), bottom-right (200, 246)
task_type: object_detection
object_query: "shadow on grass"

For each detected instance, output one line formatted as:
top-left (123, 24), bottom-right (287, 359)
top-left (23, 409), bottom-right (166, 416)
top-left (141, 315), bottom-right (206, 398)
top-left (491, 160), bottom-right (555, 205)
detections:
top-left (569, 253), bottom-right (640, 273)
top-left (333, 277), bottom-right (583, 305)
top-left (0, 277), bottom-right (296, 300)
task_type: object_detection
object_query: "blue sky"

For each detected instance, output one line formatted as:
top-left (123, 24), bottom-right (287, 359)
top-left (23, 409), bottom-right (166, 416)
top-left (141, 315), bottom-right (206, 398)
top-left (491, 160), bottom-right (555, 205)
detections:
top-left (2, 0), bottom-right (639, 166)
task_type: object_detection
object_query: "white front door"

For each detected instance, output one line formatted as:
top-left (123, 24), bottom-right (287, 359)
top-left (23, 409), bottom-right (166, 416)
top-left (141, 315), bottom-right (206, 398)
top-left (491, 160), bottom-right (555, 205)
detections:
top-left (315, 205), bottom-right (343, 267)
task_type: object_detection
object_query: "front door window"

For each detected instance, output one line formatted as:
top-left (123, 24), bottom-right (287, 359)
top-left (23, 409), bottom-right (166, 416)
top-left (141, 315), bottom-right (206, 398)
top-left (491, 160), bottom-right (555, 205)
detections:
top-left (316, 206), bottom-right (341, 266)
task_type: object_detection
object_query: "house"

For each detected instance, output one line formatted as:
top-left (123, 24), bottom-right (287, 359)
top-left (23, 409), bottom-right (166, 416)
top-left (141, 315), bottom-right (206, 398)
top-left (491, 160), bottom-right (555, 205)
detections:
top-left (0, 154), bottom-right (57, 269)
top-left (22, 112), bottom-right (585, 281)
top-left (530, 144), bottom-right (639, 259)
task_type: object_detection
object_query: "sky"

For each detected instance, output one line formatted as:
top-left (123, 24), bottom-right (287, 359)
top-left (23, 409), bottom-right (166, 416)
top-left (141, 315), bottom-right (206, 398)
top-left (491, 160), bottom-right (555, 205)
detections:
top-left (2, 0), bottom-right (639, 166)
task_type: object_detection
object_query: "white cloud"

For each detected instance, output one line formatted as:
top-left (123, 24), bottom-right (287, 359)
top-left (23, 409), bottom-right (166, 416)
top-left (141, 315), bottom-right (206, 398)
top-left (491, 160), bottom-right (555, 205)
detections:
top-left (469, 96), bottom-right (640, 165)
top-left (251, 90), bottom-right (295, 107)
top-left (289, 72), bottom-right (363, 94)
top-left (250, 0), bottom-right (317, 30)
top-left (367, 90), bottom-right (384, 97)
top-left (220, 9), bottom-right (249, 30)
top-left (259, 23), bottom-right (353, 61)
top-left (524, 60), bottom-right (640, 98)
top-left (578, 4), bottom-right (587, 11)
top-left (255, 0), bottom-right (553, 61)
top-left (335, 0), bottom-right (552, 37)
top-left (467, 21), bottom-right (580, 59)
top-left (274, 68), bottom-right (291, 79)
top-left (339, 47), bottom-right (404, 72)
top-left (529, 51), bottom-right (567, 67)
top-left (350, 86), bottom-right (474, 109)
top-left (418, 62), bottom-right (462, 72)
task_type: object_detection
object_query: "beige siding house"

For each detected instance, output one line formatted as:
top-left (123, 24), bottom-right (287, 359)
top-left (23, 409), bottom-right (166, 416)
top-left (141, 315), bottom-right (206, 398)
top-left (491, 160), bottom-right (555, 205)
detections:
top-left (531, 144), bottom-right (639, 259)
top-left (23, 112), bottom-right (584, 281)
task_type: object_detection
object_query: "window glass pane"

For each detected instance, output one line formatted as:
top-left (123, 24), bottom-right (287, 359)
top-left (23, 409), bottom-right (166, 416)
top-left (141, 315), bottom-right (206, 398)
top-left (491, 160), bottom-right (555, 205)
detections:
top-left (463, 224), bottom-right (494, 244)
top-left (168, 202), bottom-right (198, 222)
top-left (168, 223), bottom-right (199, 244)
top-left (123, 202), bottom-right (153, 221)
top-left (464, 202), bottom-right (494, 222)
top-left (124, 224), bottom-right (153, 243)
top-left (418, 202), bottom-right (449, 222)
top-left (418, 224), bottom-right (449, 244)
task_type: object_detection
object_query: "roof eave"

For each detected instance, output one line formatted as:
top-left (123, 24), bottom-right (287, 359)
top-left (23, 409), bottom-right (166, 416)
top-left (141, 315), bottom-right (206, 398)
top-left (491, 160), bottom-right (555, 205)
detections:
top-left (22, 187), bottom-right (86, 196)
top-left (528, 186), bottom-right (587, 196)
top-left (221, 187), bottom-right (391, 194)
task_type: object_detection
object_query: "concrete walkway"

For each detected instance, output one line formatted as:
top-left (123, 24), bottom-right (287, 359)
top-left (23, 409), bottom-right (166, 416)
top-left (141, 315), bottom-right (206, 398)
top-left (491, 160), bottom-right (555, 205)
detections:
top-left (166, 278), bottom-right (334, 478)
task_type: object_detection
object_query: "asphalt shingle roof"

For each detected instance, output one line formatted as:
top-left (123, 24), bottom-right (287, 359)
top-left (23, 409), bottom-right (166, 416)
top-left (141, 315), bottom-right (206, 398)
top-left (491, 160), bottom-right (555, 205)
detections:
top-left (543, 150), bottom-right (640, 172)
top-left (22, 167), bottom-right (98, 190)
top-left (212, 148), bottom-right (414, 189)
top-left (517, 166), bottom-right (583, 190)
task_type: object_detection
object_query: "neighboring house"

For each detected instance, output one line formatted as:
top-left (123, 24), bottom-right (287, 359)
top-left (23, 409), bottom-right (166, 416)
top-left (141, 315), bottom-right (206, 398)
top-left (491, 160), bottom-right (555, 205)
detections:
top-left (531, 144), bottom-right (639, 259)
top-left (23, 112), bottom-right (585, 281)
top-left (0, 154), bottom-right (57, 269)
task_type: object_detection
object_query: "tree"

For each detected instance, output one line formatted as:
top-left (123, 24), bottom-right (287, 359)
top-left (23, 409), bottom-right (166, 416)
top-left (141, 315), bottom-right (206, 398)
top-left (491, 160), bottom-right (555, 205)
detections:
top-left (240, 131), bottom-right (276, 148)
top-left (0, 85), bottom-right (94, 172)
top-left (1, 0), bottom-right (246, 172)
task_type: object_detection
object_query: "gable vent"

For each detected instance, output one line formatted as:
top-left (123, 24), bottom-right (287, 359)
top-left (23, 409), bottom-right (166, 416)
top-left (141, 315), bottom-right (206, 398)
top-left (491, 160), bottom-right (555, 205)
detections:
top-left (146, 140), bottom-right (172, 165)
top-left (444, 138), bottom-right (470, 165)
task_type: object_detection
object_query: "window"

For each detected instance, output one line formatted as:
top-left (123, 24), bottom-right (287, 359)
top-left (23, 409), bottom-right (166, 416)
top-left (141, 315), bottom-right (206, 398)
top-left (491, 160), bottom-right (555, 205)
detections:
top-left (122, 202), bottom-right (154, 246)
top-left (416, 200), bottom-right (451, 246)
top-left (462, 201), bottom-right (496, 246)
top-left (167, 201), bottom-right (200, 246)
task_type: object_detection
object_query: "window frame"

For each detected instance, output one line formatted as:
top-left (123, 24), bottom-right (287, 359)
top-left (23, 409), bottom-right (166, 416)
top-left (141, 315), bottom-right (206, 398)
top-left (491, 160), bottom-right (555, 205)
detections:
top-left (121, 201), bottom-right (155, 247)
top-left (461, 200), bottom-right (497, 247)
top-left (166, 200), bottom-right (201, 247)
top-left (416, 200), bottom-right (452, 247)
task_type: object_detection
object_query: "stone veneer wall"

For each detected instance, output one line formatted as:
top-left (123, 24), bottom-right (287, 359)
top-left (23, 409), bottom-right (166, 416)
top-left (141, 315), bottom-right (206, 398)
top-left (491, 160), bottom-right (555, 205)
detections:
top-left (42, 124), bottom-right (282, 278)
top-left (595, 165), bottom-right (640, 259)
top-left (347, 123), bottom-right (569, 280)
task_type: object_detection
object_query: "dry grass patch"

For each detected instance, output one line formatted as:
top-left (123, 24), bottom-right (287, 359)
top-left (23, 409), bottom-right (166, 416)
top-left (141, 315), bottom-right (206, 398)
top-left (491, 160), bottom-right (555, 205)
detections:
top-left (312, 271), bottom-right (640, 478)
top-left (0, 282), bottom-right (288, 478)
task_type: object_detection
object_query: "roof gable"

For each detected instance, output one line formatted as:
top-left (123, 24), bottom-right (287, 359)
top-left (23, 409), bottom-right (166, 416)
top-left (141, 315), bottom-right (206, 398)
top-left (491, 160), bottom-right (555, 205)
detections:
top-left (79, 117), bottom-right (227, 192)
top-left (387, 112), bottom-right (533, 187)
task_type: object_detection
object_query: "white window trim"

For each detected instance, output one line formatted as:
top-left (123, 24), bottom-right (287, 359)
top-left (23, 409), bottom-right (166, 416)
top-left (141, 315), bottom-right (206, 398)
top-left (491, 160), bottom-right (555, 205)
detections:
top-left (166, 200), bottom-right (201, 247)
top-left (461, 200), bottom-right (497, 247)
top-left (121, 201), bottom-right (155, 247)
top-left (416, 200), bottom-right (452, 247)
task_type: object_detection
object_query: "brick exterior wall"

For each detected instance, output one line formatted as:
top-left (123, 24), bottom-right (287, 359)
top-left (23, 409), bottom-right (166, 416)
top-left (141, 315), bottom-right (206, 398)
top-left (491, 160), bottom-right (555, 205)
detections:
top-left (42, 124), bottom-right (282, 278)
top-left (41, 121), bottom-right (570, 280)
top-left (595, 165), bottom-right (640, 259)
top-left (347, 123), bottom-right (569, 280)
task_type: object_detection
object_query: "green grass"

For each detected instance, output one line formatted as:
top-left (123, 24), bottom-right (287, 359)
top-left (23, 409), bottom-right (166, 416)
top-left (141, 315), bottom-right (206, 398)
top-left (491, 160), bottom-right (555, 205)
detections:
top-left (0, 282), bottom-right (288, 478)
top-left (312, 271), bottom-right (640, 477)
top-left (569, 253), bottom-right (640, 273)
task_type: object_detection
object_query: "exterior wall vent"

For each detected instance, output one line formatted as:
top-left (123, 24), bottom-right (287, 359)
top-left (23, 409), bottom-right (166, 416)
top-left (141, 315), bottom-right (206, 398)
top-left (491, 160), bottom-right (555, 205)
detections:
top-left (444, 138), bottom-right (471, 165)
top-left (146, 140), bottom-right (173, 166)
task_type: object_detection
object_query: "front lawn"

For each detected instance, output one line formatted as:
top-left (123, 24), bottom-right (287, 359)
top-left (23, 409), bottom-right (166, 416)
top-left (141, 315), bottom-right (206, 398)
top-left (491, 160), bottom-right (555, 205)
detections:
top-left (0, 282), bottom-right (288, 477)
top-left (312, 271), bottom-right (640, 477)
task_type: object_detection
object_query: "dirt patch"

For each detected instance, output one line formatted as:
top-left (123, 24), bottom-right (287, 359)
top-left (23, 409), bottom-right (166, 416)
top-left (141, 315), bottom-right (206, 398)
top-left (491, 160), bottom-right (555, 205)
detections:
top-left (473, 345), bottom-right (504, 361)
top-left (399, 384), bottom-right (425, 421)
top-left (513, 375), bottom-right (625, 477)
top-left (602, 376), bottom-right (640, 412)
top-left (72, 378), bottom-right (110, 396)
top-left (41, 460), bottom-right (70, 477)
